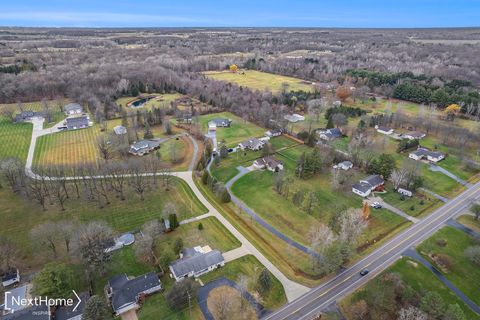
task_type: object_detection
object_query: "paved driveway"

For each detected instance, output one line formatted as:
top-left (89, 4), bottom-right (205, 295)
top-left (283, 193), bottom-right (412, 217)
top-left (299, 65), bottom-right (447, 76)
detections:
top-left (429, 164), bottom-right (470, 186)
top-left (369, 197), bottom-right (419, 223)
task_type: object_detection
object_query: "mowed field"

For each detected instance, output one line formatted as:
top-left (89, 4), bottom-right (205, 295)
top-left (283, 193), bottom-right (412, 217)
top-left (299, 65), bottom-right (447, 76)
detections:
top-left (199, 111), bottom-right (265, 147)
top-left (204, 70), bottom-right (313, 93)
top-left (0, 117), bottom-right (32, 161)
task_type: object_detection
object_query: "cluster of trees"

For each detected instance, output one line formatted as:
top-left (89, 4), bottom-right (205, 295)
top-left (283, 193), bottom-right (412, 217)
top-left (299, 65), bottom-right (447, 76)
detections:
top-left (348, 272), bottom-right (466, 320)
top-left (0, 59), bottom-right (37, 74)
top-left (324, 105), bottom-right (366, 121)
top-left (295, 148), bottom-right (324, 179)
top-left (201, 170), bottom-right (231, 203)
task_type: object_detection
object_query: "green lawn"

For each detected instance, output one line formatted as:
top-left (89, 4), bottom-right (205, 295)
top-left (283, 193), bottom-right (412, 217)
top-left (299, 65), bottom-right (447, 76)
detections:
top-left (200, 112), bottom-right (265, 147)
top-left (340, 257), bottom-right (480, 320)
top-left (457, 215), bottom-right (480, 232)
top-left (269, 135), bottom-right (300, 150)
top-left (0, 117), bottom-right (32, 162)
top-left (154, 216), bottom-right (241, 255)
top-left (200, 255), bottom-right (287, 310)
top-left (211, 150), bottom-right (263, 183)
top-left (379, 186), bottom-right (442, 217)
top-left (420, 163), bottom-right (465, 197)
top-left (0, 177), bottom-right (207, 263)
top-left (204, 70), bottom-right (313, 93)
top-left (417, 226), bottom-right (480, 305)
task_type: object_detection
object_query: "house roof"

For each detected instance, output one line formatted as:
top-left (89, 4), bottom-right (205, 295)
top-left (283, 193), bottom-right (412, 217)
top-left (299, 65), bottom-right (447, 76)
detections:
top-left (129, 140), bottom-right (160, 152)
top-left (63, 103), bottom-right (83, 113)
top-left (108, 272), bottom-right (161, 312)
top-left (170, 249), bottom-right (224, 279)
top-left (54, 292), bottom-right (89, 320)
top-left (352, 182), bottom-right (372, 193)
top-left (255, 156), bottom-right (282, 169)
top-left (404, 131), bottom-right (425, 138)
top-left (208, 118), bottom-right (231, 126)
top-left (4, 285), bottom-right (28, 313)
top-left (14, 110), bottom-right (43, 122)
top-left (411, 148), bottom-right (444, 159)
top-left (239, 138), bottom-right (264, 149)
top-left (1, 305), bottom-right (50, 320)
top-left (65, 115), bottom-right (89, 128)
top-left (361, 175), bottom-right (384, 187)
top-left (113, 125), bottom-right (127, 135)
top-left (338, 161), bottom-right (353, 167)
top-left (377, 126), bottom-right (393, 132)
top-left (1, 269), bottom-right (18, 282)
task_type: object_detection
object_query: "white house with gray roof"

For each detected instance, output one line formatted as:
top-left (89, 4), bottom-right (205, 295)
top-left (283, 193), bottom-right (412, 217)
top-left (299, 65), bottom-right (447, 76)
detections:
top-left (237, 138), bottom-right (265, 151)
top-left (63, 103), bottom-right (84, 116)
top-left (169, 246), bottom-right (224, 282)
top-left (409, 147), bottom-right (445, 163)
top-left (128, 140), bottom-right (161, 156)
top-left (352, 174), bottom-right (385, 198)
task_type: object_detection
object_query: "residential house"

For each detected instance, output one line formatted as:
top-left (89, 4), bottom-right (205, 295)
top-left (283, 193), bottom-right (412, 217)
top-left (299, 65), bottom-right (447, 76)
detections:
top-left (253, 156), bottom-right (284, 172)
top-left (14, 111), bottom-right (43, 123)
top-left (54, 292), bottom-right (89, 320)
top-left (402, 131), bottom-right (426, 140)
top-left (2, 285), bottom-right (28, 314)
top-left (352, 174), bottom-right (385, 198)
top-left (128, 140), bottom-right (161, 156)
top-left (284, 114), bottom-right (305, 123)
top-left (237, 138), bottom-right (265, 151)
top-left (113, 125), bottom-right (127, 135)
top-left (1, 269), bottom-right (20, 287)
top-left (409, 147), bottom-right (445, 163)
top-left (208, 118), bottom-right (232, 128)
top-left (65, 115), bottom-right (92, 130)
top-left (375, 125), bottom-right (394, 135)
top-left (169, 246), bottom-right (224, 282)
top-left (1, 305), bottom-right (51, 320)
top-left (265, 128), bottom-right (283, 137)
top-left (106, 272), bottom-right (162, 316)
top-left (63, 103), bottom-right (83, 116)
top-left (316, 128), bottom-right (342, 141)
top-left (333, 161), bottom-right (353, 171)
top-left (397, 188), bottom-right (413, 197)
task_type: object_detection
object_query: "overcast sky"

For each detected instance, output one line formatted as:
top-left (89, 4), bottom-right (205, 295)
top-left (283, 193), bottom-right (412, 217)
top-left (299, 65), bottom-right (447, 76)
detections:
top-left (1, 0), bottom-right (479, 28)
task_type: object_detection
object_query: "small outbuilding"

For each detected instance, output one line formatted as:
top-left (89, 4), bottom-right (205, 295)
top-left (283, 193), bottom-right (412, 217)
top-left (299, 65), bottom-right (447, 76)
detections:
top-left (333, 161), bottom-right (353, 171)
top-left (1, 268), bottom-right (20, 287)
top-left (375, 125), bottom-right (394, 135)
top-left (397, 188), bottom-right (413, 197)
top-left (113, 125), bottom-right (127, 135)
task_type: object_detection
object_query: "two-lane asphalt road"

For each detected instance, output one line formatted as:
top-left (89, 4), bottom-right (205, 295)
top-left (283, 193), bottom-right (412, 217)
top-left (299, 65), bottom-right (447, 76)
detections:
top-left (265, 181), bottom-right (480, 320)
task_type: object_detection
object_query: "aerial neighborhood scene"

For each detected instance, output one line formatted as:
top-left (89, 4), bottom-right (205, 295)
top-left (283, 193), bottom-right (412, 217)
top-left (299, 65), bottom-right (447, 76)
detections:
top-left (1, 1), bottom-right (480, 320)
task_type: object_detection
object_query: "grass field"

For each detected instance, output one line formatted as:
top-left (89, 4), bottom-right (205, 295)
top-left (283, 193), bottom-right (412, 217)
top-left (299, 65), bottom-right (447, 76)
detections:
top-left (230, 149), bottom-right (408, 249)
top-left (0, 177), bottom-right (207, 263)
top-left (116, 93), bottom-right (183, 109)
top-left (457, 215), bottom-right (480, 232)
top-left (200, 255), bottom-right (287, 310)
top-left (379, 186), bottom-right (442, 217)
top-left (417, 226), bottom-right (480, 305)
top-left (204, 70), bottom-right (313, 93)
top-left (0, 117), bottom-right (32, 162)
top-left (199, 112), bottom-right (265, 147)
top-left (339, 257), bottom-right (480, 320)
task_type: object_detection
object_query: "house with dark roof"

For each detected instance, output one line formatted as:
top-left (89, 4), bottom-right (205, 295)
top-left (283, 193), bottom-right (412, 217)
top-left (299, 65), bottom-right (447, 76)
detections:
top-left (409, 147), bottom-right (445, 163)
top-left (14, 111), bottom-right (43, 123)
top-left (402, 131), bottom-right (426, 140)
top-left (352, 174), bottom-right (385, 197)
top-left (64, 115), bottom-right (92, 130)
top-left (375, 125), bottom-right (394, 135)
top-left (128, 140), bottom-right (161, 156)
top-left (253, 156), bottom-right (284, 172)
top-left (1, 269), bottom-right (20, 287)
top-left (169, 246), bottom-right (224, 282)
top-left (265, 128), bottom-right (283, 138)
top-left (316, 128), bottom-right (342, 141)
top-left (237, 138), bottom-right (265, 151)
top-left (1, 305), bottom-right (51, 320)
top-left (63, 103), bottom-right (83, 116)
top-left (106, 272), bottom-right (162, 316)
top-left (53, 292), bottom-right (89, 320)
top-left (3, 285), bottom-right (28, 314)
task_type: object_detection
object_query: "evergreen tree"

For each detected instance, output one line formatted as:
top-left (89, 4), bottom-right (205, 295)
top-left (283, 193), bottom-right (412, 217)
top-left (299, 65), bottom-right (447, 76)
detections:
top-left (257, 269), bottom-right (272, 296)
top-left (143, 122), bottom-right (153, 139)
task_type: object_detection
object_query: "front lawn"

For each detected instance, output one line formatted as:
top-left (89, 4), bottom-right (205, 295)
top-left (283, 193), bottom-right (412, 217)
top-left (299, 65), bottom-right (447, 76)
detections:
top-left (417, 226), bottom-right (480, 305)
top-left (200, 112), bottom-right (265, 147)
top-left (0, 117), bottom-right (32, 162)
top-left (211, 150), bottom-right (263, 183)
top-left (457, 215), bottom-right (480, 232)
top-left (200, 255), bottom-right (287, 310)
top-left (379, 187), bottom-right (442, 217)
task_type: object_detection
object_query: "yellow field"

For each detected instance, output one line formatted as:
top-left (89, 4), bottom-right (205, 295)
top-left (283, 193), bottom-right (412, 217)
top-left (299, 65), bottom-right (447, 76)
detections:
top-left (203, 70), bottom-right (313, 93)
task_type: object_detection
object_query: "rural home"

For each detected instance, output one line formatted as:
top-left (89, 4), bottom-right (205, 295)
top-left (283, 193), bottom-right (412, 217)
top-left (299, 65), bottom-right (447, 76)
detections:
top-left (65, 115), bottom-right (92, 130)
top-left (1, 269), bottom-right (20, 287)
top-left (265, 128), bottom-right (283, 137)
top-left (402, 131), bottom-right (426, 140)
top-left (253, 156), bottom-right (284, 172)
top-left (397, 188), bottom-right (413, 197)
top-left (284, 114), bottom-right (305, 123)
top-left (113, 125), bottom-right (127, 135)
top-left (333, 161), bottom-right (353, 171)
top-left (63, 103), bottom-right (83, 116)
top-left (106, 272), bottom-right (162, 316)
top-left (3, 284), bottom-right (28, 314)
top-left (14, 110), bottom-right (43, 123)
top-left (375, 125), bottom-right (394, 135)
top-left (53, 292), bottom-right (89, 320)
top-left (238, 137), bottom-right (265, 151)
top-left (128, 140), bottom-right (161, 156)
top-left (208, 118), bottom-right (232, 128)
top-left (2, 305), bottom-right (51, 320)
top-left (169, 246), bottom-right (224, 282)
top-left (409, 147), bottom-right (445, 163)
top-left (352, 174), bottom-right (385, 197)
top-left (316, 128), bottom-right (342, 141)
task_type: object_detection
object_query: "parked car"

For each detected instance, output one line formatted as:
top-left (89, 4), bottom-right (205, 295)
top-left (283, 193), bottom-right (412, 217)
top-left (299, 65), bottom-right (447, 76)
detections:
top-left (360, 269), bottom-right (369, 276)
top-left (57, 126), bottom-right (67, 131)
top-left (371, 202), bottom-right (382, 209)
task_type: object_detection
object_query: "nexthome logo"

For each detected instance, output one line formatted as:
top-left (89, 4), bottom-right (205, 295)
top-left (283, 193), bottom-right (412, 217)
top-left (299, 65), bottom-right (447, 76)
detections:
top-left (4, 290), bottom-right (82, 312)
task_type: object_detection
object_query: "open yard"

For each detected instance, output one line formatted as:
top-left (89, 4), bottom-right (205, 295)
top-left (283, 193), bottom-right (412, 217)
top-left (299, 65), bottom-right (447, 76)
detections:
top-left (339, 257), bottom-right (480, 320)
top-left (379, 186), bottom-right (442, 217)
top-left (417, 226), bottom-right (480, 305)
top-left (0, 177), bottom-right (207, 265)
top-left (457, 214), bottom-right (480, 232)
top-left (200, 111), bottom-right (265, 147)
top-left (0, 117), bottom-right (32, 161)
top-left (204, 70), bottom-right (313, 93)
